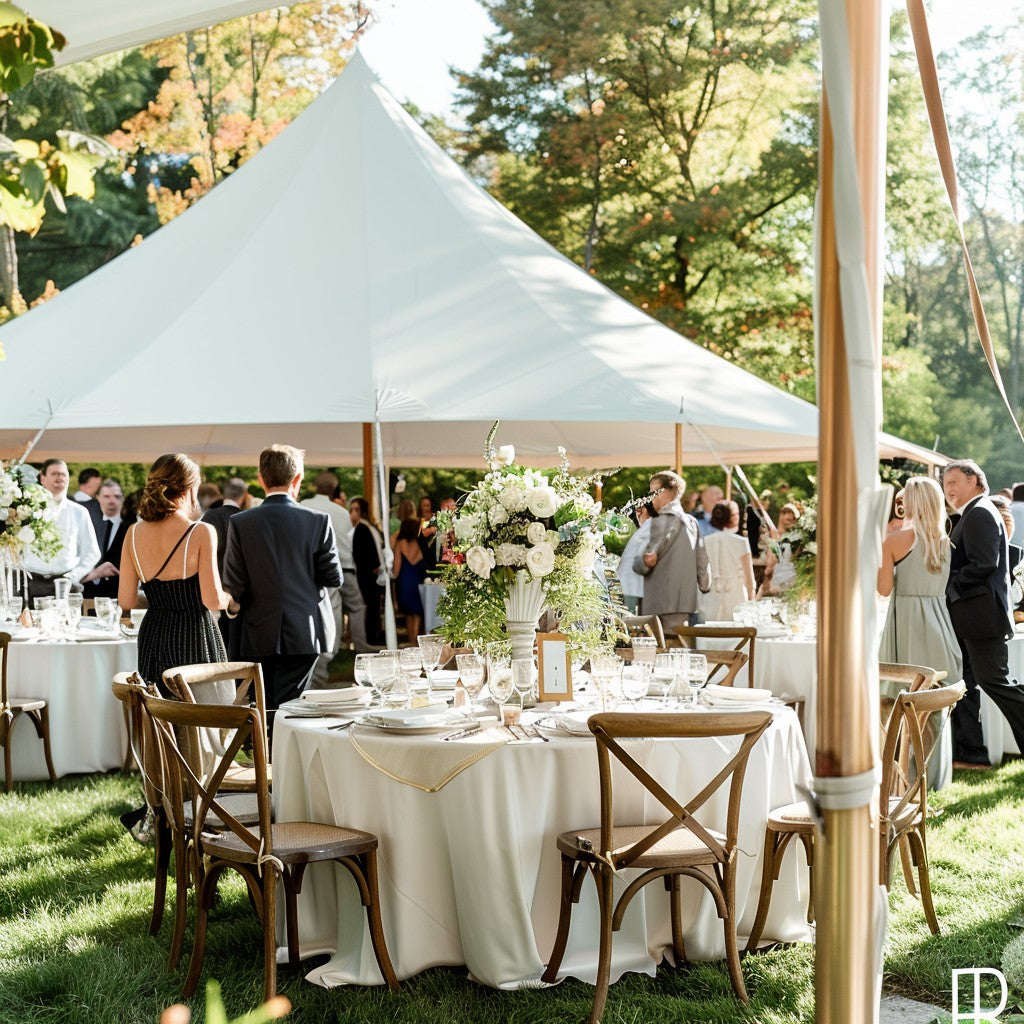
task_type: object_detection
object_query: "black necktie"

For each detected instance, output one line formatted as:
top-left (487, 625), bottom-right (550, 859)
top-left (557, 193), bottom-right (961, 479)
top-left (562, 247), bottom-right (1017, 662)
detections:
top-left (100, 518), bottom-right (112, 556)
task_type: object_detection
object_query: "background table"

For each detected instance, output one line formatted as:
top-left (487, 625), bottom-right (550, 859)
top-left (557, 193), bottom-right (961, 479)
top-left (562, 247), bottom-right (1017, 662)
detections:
top-left (272, 707), bottom-right (812, 989)
top-left (418, 582), bottom-right (445, 633)
top-left (1, 637), bottom-right (136, 782)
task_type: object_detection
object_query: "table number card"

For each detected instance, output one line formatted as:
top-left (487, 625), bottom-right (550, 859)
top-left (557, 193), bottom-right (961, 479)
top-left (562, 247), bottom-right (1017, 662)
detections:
top-left (537, 632), bottom-right (572, 702)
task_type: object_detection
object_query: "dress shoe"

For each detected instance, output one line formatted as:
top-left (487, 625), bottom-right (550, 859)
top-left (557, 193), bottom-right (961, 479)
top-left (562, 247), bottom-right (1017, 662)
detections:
top-left (952, 760), bottom-right (991, 771)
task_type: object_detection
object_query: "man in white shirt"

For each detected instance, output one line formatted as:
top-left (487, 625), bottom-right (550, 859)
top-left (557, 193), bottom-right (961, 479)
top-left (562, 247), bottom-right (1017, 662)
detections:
top-left (301, 471), bottom-right (373, 685)
top-left (23, 459), bottom-right (101, 599)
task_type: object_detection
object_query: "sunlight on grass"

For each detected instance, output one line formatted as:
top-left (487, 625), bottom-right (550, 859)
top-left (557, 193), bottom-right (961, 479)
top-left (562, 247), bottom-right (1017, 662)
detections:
top-left (2, 762), bottom-right (1023, 1022)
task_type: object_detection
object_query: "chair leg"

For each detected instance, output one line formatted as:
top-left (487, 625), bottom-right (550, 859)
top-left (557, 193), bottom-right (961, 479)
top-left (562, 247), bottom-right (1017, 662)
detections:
top-left (361, 851), bottom-right (400, 990)
top-left (909, 830), bottom-right (940, 935)
top-left (150, 818), bottom-right (171, 936)
top-left (745, 830), bottom-right (781, 953)
top-left (284, 868), bottom-right (301, 967)
top-left (542, 854), bottom-right (577, 984)
top-left (668, 875), bottom-right (686, 963)
top-left (799, 833), bottom-right (815, 924)
top-left (722, 862), bottom-right (748, 1003)
top-left (898, 834), bottom-right (917, 896)
top-left (262, 869), bottom-right (278, 1002)
top-left (30, 708), bottom-right (58, 783)
top-left (168, 836), bottom-right (191, 970)
top-left (589, 867), bottom-right (615, 1024)
top-left (184, 869), bottom-right (217, 998)
top-left (3, 710), bottom-right (13, 793)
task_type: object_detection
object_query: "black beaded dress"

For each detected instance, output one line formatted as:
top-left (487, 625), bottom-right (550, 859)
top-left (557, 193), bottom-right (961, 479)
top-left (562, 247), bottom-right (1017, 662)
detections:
top-left (130, 522), bottom-right (226, 697)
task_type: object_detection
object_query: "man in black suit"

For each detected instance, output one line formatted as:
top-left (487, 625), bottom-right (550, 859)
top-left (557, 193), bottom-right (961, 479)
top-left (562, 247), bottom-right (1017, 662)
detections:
top-left (81, 479), bottom-right (132, 599)
top-left (943, 459), bottom-right (1024, 767)
top-left (202, 477), bottom-right (248, 648)
top-left (222, 445), bottom-right (341, 731)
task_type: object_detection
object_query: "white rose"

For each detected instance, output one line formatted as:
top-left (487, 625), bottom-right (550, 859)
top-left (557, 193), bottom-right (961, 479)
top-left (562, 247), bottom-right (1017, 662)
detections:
top-left (526, 541), bottom-right (556, 577)
top-left (576, 546), bottom-right (597, 572)
top-left (17, 525), bottom-right (35, 544)
top-left (499, 478), bottom-right (527, 511)
top-left (465, 545), bottom-right (495, 579)
top-left (488, 504), bottom-right (509, 527)
top-left (546, 529), bottom-right (561, 548)
top-left (525, 521), bottom-right (547, 545)
top-left (526, 486), bottom-right (558, 518)
top-left (453, 514), bottom-right (480, 543)
top-left (495, 542), bottom-right (527, 566)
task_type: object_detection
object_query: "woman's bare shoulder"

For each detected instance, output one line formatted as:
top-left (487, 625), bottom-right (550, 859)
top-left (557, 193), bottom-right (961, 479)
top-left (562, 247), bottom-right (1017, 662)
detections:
top-left (882, 526), bottom-right (916, 557)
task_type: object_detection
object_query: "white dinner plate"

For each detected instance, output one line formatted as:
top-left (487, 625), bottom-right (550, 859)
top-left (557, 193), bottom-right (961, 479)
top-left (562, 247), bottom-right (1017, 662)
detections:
top-left (428, 670), bottom-right (459, 690)
top-left (301, 685), bottom-right (373, 707)
top-left (358, 704), bottom-right (467, 734)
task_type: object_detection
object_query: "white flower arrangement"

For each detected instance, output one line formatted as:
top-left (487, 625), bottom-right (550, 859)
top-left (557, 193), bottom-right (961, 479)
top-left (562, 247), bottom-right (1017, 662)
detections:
top-left (0, 461), bottom-right (61, 561)
top-left (435, 429), bottom-right (611, 654)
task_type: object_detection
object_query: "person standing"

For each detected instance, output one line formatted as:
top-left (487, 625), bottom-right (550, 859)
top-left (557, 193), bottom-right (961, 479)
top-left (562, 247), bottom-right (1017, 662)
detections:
top-left (72, 467), bottom-right (102, 518)
top-left (699, 500), bottom-right (756, 622)
top-left (693, 484), bottom-right (724, 538)
top-left (350, 496), bottom-right (387, 646)
top-left (942, 459), bottom-right (1024, 768)
top-left (82, 479), bottom-right (133, 600)
top-left (635, 471), bottom-right (710, 632)
top-left (22, 459), bottom-right (100, 599)
top-left (617, 502), bottom-right (654, 613)
top-left (202, 476), bottom-right (248, 648)
top-left (222, 445), bottom-right (341, 727)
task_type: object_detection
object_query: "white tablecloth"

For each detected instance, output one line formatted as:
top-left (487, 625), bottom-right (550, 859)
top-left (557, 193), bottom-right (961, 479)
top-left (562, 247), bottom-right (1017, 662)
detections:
top-left (272, 707), bottom-right (813, 988)
top-left (1, 637), bottom-right (136, 781)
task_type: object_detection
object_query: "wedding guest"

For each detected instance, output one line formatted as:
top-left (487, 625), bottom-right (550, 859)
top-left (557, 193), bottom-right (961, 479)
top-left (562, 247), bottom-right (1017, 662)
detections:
top-left (197, 481), bottom-right (222, 511)
top-left (202, 476), bottom-right (248, 648)
top-left (418, 495), bottom-right (439, 573)
top-left (332, 484), bottom-right (348, 508)
top-left (223, 445), bottom-right (341, 726)
top-left (699, 500), bottom-right (756, 621)
top-left (351, 495), bottom-right (387, 646)
top-left (72, 467), bottom-right (101, 506)
top-left (943, 459), bottom-right (1024, 769)
top-left (1011, 482), bottom-right (1024, 543)
top-left (617, 501), bottom-right (653, 613)
top-left (392, 518), bottom-right (426, 642)
top-left (82, 479), bottom-right (134, 600)
top-left (390, 498), bottom-right (416, 545)
top-left (23, 459), bottom-right (100, 599)
top-left (693, 485), bottom-right (724, 537)
top-left (758, 502), bottom-right (801, 597)
top-left (635, 471), bottom-right (710, 631)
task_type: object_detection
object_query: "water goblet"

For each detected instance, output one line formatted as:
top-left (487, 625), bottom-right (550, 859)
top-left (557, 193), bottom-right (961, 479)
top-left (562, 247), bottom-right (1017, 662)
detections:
top-left (53, 577), bottom-right (71, 605)
top-left (400, 647), bottom-right (428, 704)
top-left (686, 652), bottom-right (708, 705)
top-left (94, 596), bottom-right (113, 624)
top-left (487, 661), bottom-right (514, 724)
top-left (631, 635), bottom-right (657, 666)
top-left (353, 652), bottom-right (376, 699)
top-left (621, 663), bottom-right (648, 708)
top-left (381, 671), bottom-right (411, 709)
top-left (64, 594), bottom-right (83, 636)
top-left (5, 595), bottom-right (23, 622)
top-left (417, 634), bottom-right (445, 699)
top-left (511, 658), bottom-right (534, 712)
top-left (652, 652), bottom-right (676, 707)
top-left (455, 652), bottom-right (486, 707)
top-left (589, 653), bottom-right (622, 712)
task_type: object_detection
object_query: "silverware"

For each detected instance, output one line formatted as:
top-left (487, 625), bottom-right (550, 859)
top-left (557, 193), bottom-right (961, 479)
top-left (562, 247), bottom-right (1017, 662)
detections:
top-left (326, 720), bottom-right (355, 731)
top-left (441, 722), bottom-right (482, 742)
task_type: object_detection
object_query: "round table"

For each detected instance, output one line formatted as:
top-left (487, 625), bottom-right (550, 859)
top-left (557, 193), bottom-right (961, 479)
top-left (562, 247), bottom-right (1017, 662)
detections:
top-left (2, 634), bottom-right (136, 782)
top-left (272, 704), bottom-right (812, 989)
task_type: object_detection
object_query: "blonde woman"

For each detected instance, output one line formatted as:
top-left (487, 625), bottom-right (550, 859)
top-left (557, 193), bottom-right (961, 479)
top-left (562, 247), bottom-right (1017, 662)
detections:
top-left (878, 476), bottom-right (962, 771)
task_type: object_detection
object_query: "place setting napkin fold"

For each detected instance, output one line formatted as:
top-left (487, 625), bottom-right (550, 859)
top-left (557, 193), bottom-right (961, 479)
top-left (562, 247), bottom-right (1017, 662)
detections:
top-left (349, 706), bottom-right (509, 792)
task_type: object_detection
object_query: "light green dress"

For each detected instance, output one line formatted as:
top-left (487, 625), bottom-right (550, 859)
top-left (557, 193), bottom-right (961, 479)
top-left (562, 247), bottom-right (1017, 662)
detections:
top-left (879, 537), bottom-right (962, 789)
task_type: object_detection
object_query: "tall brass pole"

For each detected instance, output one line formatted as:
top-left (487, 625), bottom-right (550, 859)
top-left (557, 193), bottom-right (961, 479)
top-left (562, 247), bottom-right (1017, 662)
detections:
top-left (362, 422), bottom-right (374, 511)
top-left (674, 423), bottom-right (682, 476)
top-left (816, 1), bottom-right (884, 1021)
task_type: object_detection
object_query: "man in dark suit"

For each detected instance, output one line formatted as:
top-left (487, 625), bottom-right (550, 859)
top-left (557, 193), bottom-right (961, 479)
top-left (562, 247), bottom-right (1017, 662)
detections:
top-left (202, 476), bottom-right (248, 648)
top-left (222, 445), bottom-right (341, 731)
top-left (81, 479), bottom-right (132, 599)
top-left (943, 459), bottom-right (1024, 767)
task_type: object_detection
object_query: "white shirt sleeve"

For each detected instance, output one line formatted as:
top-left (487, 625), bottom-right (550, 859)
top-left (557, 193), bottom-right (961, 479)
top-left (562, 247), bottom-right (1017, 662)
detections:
top-left (67, 501), bottom-right (101, 583)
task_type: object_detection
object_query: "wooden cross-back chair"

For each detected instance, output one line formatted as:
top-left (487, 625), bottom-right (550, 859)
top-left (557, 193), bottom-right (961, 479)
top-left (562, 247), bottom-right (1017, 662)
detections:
top-left (673, 625), bottom-right (757, 681)
top-left (1, 630), bottom-right (56, 792)
top-left (112, 672), bottom-right (262, 971)
top-left (621, 615), bottom-right (667, 650)
top-left (141, 692), bottom-right (399, 1001)
top-left (542, 710), bottom-right (772, 1022)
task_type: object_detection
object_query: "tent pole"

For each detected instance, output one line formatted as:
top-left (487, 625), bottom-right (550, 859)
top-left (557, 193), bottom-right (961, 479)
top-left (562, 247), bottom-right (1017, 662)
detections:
top-left (724, 467), bottom-right (732, 502)
top-left (362, 423), bottom-right (374, 511)
top-left (674, 423), bottom-right (682, 476)
top-left (815, 1), bottom-right (884, 1021)
top-left (373, 418), bottom-right (397, 650)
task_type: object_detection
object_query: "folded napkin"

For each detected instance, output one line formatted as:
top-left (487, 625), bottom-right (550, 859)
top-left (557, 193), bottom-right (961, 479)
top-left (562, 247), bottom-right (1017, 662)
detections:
top-left (537, 710), bottom-right (595, 736)
top-left (302, 686), bottom-right (373, 705)
top-left (360, 704), bottom-right (463, 730)
top-left (704, 685), bottom-right (774, 702)
top-left (428, 669), bottom-right (459, 689)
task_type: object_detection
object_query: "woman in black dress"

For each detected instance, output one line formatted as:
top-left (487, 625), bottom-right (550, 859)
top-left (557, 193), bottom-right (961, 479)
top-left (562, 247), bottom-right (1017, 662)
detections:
top-left (350, 496), bottom-right (386, 646)
top-left (118, 453), bottom-right (237, 696)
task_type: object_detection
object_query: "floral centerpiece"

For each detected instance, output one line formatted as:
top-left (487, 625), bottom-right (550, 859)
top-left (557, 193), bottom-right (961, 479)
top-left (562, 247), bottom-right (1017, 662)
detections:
top-left (773, 492), bottom-right (817, 606)
top-left (435, 427), bottom-right (612, 657)
top-left (0, 460), bottom-right (62, 574)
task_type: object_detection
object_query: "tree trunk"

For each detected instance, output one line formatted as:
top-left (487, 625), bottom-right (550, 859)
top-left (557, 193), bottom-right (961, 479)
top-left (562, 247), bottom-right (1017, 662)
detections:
top-left (0, 225), bottom-right (20, 310)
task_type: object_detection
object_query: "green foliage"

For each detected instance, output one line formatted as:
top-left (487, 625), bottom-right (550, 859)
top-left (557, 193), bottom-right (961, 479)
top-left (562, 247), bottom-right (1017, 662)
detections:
top-left (0, 4), bottom-right (64, 93)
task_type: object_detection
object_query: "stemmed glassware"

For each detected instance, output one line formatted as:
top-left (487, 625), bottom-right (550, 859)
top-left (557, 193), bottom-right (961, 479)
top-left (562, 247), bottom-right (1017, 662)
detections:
top-left (456, 652), bottom-right (486, 709)
top-left (487, 660), bottom-right (514, 724)
top-left (64, 593), bottom-right (83, 637)
top-left (353, 652), bottom-right (375, 696)
top-left (400, 646), bottom-right (428, 703)
top-left (3, 595), bottom-right (23, 623)
top-left (652, 653), bottom-right (676, 707)
top-left (417, 634), bottom-right (445, 700)
top-left (620, 663), bottom-right (648, 708)
top-left (685, 652), bottom-right (708, 705)
top-left (511, 658), bottom-right (534, 713)
top-left (589, 653), bottom-right (622, 712)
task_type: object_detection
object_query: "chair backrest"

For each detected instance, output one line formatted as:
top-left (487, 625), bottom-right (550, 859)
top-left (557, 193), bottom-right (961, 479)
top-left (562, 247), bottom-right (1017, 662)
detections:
top-left (673, 625), bottom-right (757, 682)
top-left (141, 692), bottom-right (272, 855)
top-left (163, 661), bottom-right (269, 769)
top-left (0, 631), bottom-right (9, 706)
top-left (880, 681), bottom-right (967, 829)
top-left (703, 649), bottom-right (749, 686)
top-left (878, 662), bottom-right (936, 693)
top-left (621, 615), bottom-right (666, 650)
top-left (587, 711), bottom-right (772, 870)
top-left (112, 671), bottom-right (162, 809)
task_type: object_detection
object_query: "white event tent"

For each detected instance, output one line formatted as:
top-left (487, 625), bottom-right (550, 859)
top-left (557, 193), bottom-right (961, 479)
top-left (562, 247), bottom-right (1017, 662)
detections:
top-left (0, 52), bottom-right (942, 470)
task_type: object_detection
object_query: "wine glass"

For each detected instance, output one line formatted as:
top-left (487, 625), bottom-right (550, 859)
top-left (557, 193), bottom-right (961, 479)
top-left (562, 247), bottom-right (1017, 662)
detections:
top-left (589, 653), bottom-right (622, 712)
top-left (353, 652), bottom-right (376, 699)
top-left (364, 652), bottom-right (393, 699)
top-left (487, 661), bottom-right (514, 724)
top-left (631, 636), bottom-right (657, 668)
top-left (652, 653), bottom-right (676, 707)
top-left (621, 663), bottom-right (648, 708)
top-left (4, 595), bottom-right (23, 623)
top-left (511, 658), bottom-right (534, 712)
top-left (417, 634), bottom-right (445, 699)
top-left (65, 594), bottom-right (83, 636)
top-left (456, 652), bottom-right (486, 708)
top-left (381, 671), bottom-right (410, 709)
top-left (400, 647), bottom-right (428, 703)
top-left (686, 653), bottom-right (708, 705)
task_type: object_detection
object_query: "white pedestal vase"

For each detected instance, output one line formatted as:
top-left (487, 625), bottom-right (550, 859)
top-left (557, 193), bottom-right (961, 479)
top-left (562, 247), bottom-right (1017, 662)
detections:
top-left (503, 570), bottom-right (545, 662)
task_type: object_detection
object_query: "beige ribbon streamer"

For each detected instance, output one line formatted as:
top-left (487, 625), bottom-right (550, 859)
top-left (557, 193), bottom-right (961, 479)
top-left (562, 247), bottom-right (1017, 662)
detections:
top-left (347, 726), bottom-right (508, 792)
top-left (906, 0), bottom-right (1024, 446)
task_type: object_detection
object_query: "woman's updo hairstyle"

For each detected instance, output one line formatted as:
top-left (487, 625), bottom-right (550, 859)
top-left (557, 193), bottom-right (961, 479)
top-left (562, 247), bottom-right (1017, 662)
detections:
top-left (138, 453), bottom-right (201, 522)
top-left (710, 501), bottom-right (736, 530)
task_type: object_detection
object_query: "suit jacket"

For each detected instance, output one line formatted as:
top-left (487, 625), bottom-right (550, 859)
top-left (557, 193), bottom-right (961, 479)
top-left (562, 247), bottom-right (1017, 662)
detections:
top-left (222, 494), bottom-right (342, 659)
top-left (83, 515), bottom-right (132, 599)
top-left (946, 494), bottom-right (1013, 641)
top-left (634, 502), bottom-right (710, 617)
top-left (202, 503), bottom-right (243, 577)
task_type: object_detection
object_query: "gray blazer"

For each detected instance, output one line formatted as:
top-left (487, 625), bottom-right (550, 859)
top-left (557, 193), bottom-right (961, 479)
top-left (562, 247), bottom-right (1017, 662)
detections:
top-left (634, 503), bottom-right (710, 616)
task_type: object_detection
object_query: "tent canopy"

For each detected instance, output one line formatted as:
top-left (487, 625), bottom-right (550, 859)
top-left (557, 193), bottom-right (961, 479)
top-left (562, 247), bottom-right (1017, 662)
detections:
top-left (0, 53), bottom-right (943, 470)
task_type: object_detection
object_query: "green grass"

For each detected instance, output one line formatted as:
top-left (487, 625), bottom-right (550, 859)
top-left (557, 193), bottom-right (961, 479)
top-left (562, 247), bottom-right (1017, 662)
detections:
top-left (2, 760), bottom-right (1023, 1023)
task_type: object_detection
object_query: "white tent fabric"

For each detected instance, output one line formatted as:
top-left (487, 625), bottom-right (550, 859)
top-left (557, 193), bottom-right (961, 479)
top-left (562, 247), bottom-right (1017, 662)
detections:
top-left (0, 52), bottom-right (941, 470)
top-left (31, 1), bottom-right (285, 66)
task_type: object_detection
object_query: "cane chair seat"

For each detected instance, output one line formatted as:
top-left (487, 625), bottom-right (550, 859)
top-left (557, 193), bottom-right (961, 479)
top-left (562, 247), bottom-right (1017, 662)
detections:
top-left (204, 821), bottom-right (379, 864)
top-left (768, 801), bottom-right (816, 830)
top-left (557, 823), bottom-right (728, 869)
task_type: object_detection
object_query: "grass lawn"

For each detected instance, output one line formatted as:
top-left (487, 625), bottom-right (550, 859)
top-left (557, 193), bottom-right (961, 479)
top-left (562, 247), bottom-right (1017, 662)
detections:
top-left (2, 758), bottom-right (1024, 1023)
